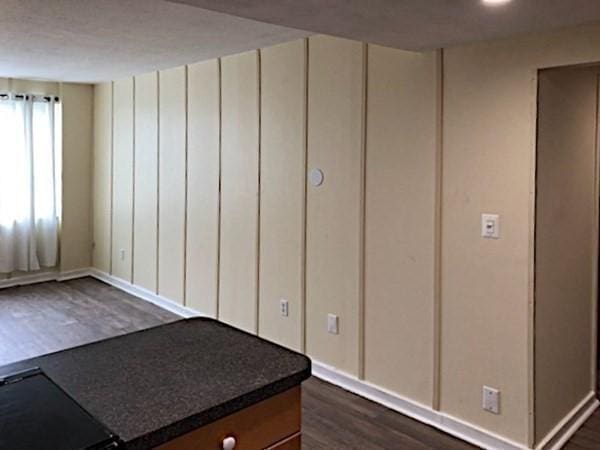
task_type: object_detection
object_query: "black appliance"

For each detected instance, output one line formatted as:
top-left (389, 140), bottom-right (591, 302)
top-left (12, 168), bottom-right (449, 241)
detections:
top-left (0, 367), bottom-right (122, 450)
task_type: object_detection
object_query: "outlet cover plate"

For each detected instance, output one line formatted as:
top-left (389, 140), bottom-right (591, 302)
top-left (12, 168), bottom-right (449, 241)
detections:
top-left (327, 314), bottom-right (339, 335)
top-left (280, 299), bottom-right (289, 317)
top-left (483, 386), bottom-right (500, 414)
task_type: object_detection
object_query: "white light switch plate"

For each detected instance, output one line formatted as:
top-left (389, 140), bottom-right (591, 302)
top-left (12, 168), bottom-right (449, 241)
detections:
top-left (483, 386), bottom-right (500, 414)
top-left (327, 314), bottom-right (339, 335)
top-left (481, 214), bottom-right (500, 239)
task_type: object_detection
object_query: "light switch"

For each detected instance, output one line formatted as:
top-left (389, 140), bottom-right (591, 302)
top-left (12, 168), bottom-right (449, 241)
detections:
top-left (481, 214), bottom-right (500, 239)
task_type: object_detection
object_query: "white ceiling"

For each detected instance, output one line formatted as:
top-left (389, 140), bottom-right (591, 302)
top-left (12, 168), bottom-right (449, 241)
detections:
top-left (4, 1), bottom-right (600, 84)
top-left (0, 0), bottom-right (308, 83)
top-left (171, 0), bottom-right (600, 50)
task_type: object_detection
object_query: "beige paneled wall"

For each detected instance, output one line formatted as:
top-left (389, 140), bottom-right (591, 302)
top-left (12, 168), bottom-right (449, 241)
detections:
top-left (89, 34), bottom-right (454, 442)
top-left (442, 42), bottom-right (535, 445)
top-left (111, 78), bottom-right (134, 281)
top-left (59, 83), bottom-right (93, 271)
top-left (186, 60), bottom-right (221, 317)
top-left (92, 35), bottom-right (437, 394)
top-left (219, 50), bottom-right (260, 333)
top-left (93, 83), bottom-right (113, 273)
top-left (92, 24), bottom-right (600, 449)
top-left (364, 45), bottom-right (439, 406)
top-left (133, 72), bottom-right (159, 292)
top-left (306, 36), bottom-right (365, 376)
top-left (158, 67), bottom-right (187, 305)
top-left (442, 24), bottom-right (600, 446)
top-left (259, 39), bottom-right (307, 352)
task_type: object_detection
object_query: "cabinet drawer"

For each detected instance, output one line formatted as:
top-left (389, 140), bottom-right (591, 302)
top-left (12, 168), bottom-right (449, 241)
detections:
top-left (157, 387), bottom-right (301, 450)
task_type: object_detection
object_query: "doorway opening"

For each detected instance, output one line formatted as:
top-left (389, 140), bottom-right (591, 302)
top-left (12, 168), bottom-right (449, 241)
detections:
top-left (534, 64), bottom-right (600, 445)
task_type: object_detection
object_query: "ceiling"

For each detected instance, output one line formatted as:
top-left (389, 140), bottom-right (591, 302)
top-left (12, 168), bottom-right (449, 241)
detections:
top-left (0, 0), bottom-right (308, 83)
top-left (171, 0), bottom-right (600, 50)
top-left (4, 1), bottom-right (600, 84)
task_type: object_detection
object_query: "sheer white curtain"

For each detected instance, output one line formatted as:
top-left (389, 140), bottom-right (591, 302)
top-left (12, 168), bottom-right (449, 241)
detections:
top-left (0, 94), bottom-right (59, 273)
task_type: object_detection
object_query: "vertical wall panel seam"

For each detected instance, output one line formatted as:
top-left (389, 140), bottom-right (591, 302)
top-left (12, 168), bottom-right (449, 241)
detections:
top-left (529, 68), bottom-right (540, 447)
top-left (256, 49), bottom-right (262, 336)
top-left (301, 38), bottom-right (309, 355)
top-left (90, 86), bottom-right (96, 267)
top-left (131, 77), bottom-right (136, 283)
top-left (358, 42), bottom-right (368, 381)
top-left (590, 74), bottom-right (600, 394)
top-left (432, 48), bottom-right (444, 412)
top-left (109, 82), bottom-right (114, 276)
top-left (56, 85), bottom-right (63, 271)
top-left (87, 86), bottom-right (93, 268)
top-left (183, 66), bottom-right (189, 306)
top-left (216, 59), bottom-right (222, 319)
top-left (156, 72), bottom-right (161, 295)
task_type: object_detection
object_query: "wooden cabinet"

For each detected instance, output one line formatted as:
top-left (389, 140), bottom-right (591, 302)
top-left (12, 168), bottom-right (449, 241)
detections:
top-left (157, 387), bottom-right (301, 450)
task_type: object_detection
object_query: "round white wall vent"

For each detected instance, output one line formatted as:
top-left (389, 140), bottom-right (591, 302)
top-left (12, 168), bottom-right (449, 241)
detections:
top-left (308, 168), bottom-right (324, 187)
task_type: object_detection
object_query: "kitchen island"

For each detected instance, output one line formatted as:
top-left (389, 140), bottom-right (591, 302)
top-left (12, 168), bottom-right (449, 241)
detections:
top-left (0, 318), bottom-right (311, 449)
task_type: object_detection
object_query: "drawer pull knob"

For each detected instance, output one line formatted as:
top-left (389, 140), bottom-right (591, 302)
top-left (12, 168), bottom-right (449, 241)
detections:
top-left (222, 436), bottom-right (237, 450)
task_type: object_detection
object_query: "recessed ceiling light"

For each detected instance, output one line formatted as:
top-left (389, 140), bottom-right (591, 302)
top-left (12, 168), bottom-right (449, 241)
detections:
top-left (482, 0), bottom-right (512, 6)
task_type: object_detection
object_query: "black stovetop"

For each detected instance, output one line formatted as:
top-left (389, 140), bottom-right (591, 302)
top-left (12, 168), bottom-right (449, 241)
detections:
top-left (0, 368), bottom-right (121, 450)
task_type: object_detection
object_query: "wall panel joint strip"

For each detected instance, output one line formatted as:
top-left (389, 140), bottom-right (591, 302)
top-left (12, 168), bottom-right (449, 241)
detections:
top-left (432, 48), bottom-right (444, 412)
top-left (358, 42), bottom-right (368, 381)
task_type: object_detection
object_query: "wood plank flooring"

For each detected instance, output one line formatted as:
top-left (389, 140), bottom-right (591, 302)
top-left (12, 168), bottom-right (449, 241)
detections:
top-left (302, 377), bottom-right (475, 450)
top-left (0, 277), bottom-right (597, 449)
top-left (0, 277), bottom-right (178, 366)
top-left (564, 410), bottom-right (600, 450)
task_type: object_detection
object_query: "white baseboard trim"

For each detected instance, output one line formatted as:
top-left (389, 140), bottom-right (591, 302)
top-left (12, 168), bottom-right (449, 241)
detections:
top-left (536, 391), bottom-right (599, 450)
top-left (312, 361), bottom-right (441, 427)
top-left (0, 267), bottom-right (94, 289)
top-left (56, 268), bottom-right (94, 281)
top-left (88, 268), bottom-right (203, 319)
top-left (0, 271), bottom-right (57, 289)
top-left (312, 361), bottom-right (534, 450)
top-left (0, 265), bottom-right (205, 320)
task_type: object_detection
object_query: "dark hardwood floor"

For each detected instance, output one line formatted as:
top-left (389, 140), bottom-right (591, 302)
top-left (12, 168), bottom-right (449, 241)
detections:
top-left (0, 277), bottom-right (178, 366)
top-left (302, 377), bottom-right (475, 450)
top-left (564, 409), bottom-right (600, 450)
top-left (0, 277), bottom-right (597, 449)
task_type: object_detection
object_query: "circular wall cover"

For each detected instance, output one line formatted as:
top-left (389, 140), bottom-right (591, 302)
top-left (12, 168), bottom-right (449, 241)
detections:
top-left (308, 168), bottom-right (324, 187)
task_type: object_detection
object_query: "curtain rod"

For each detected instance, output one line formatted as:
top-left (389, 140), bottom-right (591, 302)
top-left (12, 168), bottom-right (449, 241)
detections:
top-left (0, 93), bottom-right (60, 102)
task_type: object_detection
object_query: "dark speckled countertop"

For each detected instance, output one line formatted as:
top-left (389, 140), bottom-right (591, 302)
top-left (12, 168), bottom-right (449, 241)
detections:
top-left (0, 318), bottom-right (311, 449)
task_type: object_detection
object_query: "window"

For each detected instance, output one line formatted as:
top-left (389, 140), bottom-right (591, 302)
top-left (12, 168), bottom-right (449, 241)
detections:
top-left (0, 94), bottom-right (60, 273)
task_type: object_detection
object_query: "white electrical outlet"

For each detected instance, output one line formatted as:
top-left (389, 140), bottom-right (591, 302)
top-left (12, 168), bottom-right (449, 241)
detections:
top-left (327, 314), bottom-right (339, 335)
top-left (280, 299), bottom-right (289, 317)
top-left (119, 249), bottom-right (125, 261)
top-left (482, 386), bottom-right (500, 414)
